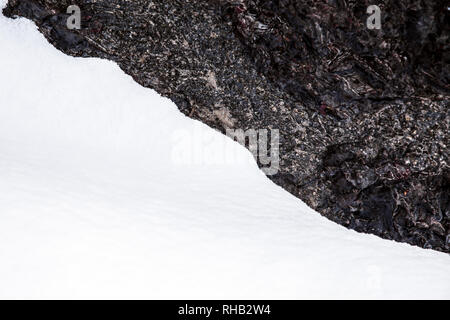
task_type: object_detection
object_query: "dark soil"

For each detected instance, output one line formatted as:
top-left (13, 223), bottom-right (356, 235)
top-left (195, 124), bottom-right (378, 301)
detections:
top-left (4, 0), bottom-right (449, 252)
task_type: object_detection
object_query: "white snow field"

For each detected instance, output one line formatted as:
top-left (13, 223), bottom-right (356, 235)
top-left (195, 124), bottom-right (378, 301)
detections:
top-left (0, 2), bottom-right (449, 299)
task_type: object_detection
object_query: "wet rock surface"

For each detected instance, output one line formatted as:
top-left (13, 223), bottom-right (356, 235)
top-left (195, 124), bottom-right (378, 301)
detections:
top-left (4, 0), bottom-right (449, 252)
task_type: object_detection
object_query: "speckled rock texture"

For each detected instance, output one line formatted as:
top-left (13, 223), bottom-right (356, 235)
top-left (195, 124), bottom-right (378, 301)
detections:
top-left (4, 0), bottom-right (449, 252)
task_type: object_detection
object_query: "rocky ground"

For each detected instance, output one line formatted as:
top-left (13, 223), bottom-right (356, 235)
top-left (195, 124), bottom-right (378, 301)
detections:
top-left (3, 0), bottom-right (449, 252)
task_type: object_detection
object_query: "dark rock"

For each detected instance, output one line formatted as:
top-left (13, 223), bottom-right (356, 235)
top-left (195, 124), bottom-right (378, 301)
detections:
top-left (3, 0), bottom-right (449, 252)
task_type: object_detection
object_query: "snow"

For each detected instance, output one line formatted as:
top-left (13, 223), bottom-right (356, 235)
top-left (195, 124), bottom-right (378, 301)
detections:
top-left (0, 1), bottom-right (449, 299)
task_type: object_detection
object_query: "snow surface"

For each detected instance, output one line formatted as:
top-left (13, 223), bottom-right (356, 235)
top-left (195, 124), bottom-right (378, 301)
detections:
top-left (0, 2), bottom-right (449, 299)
